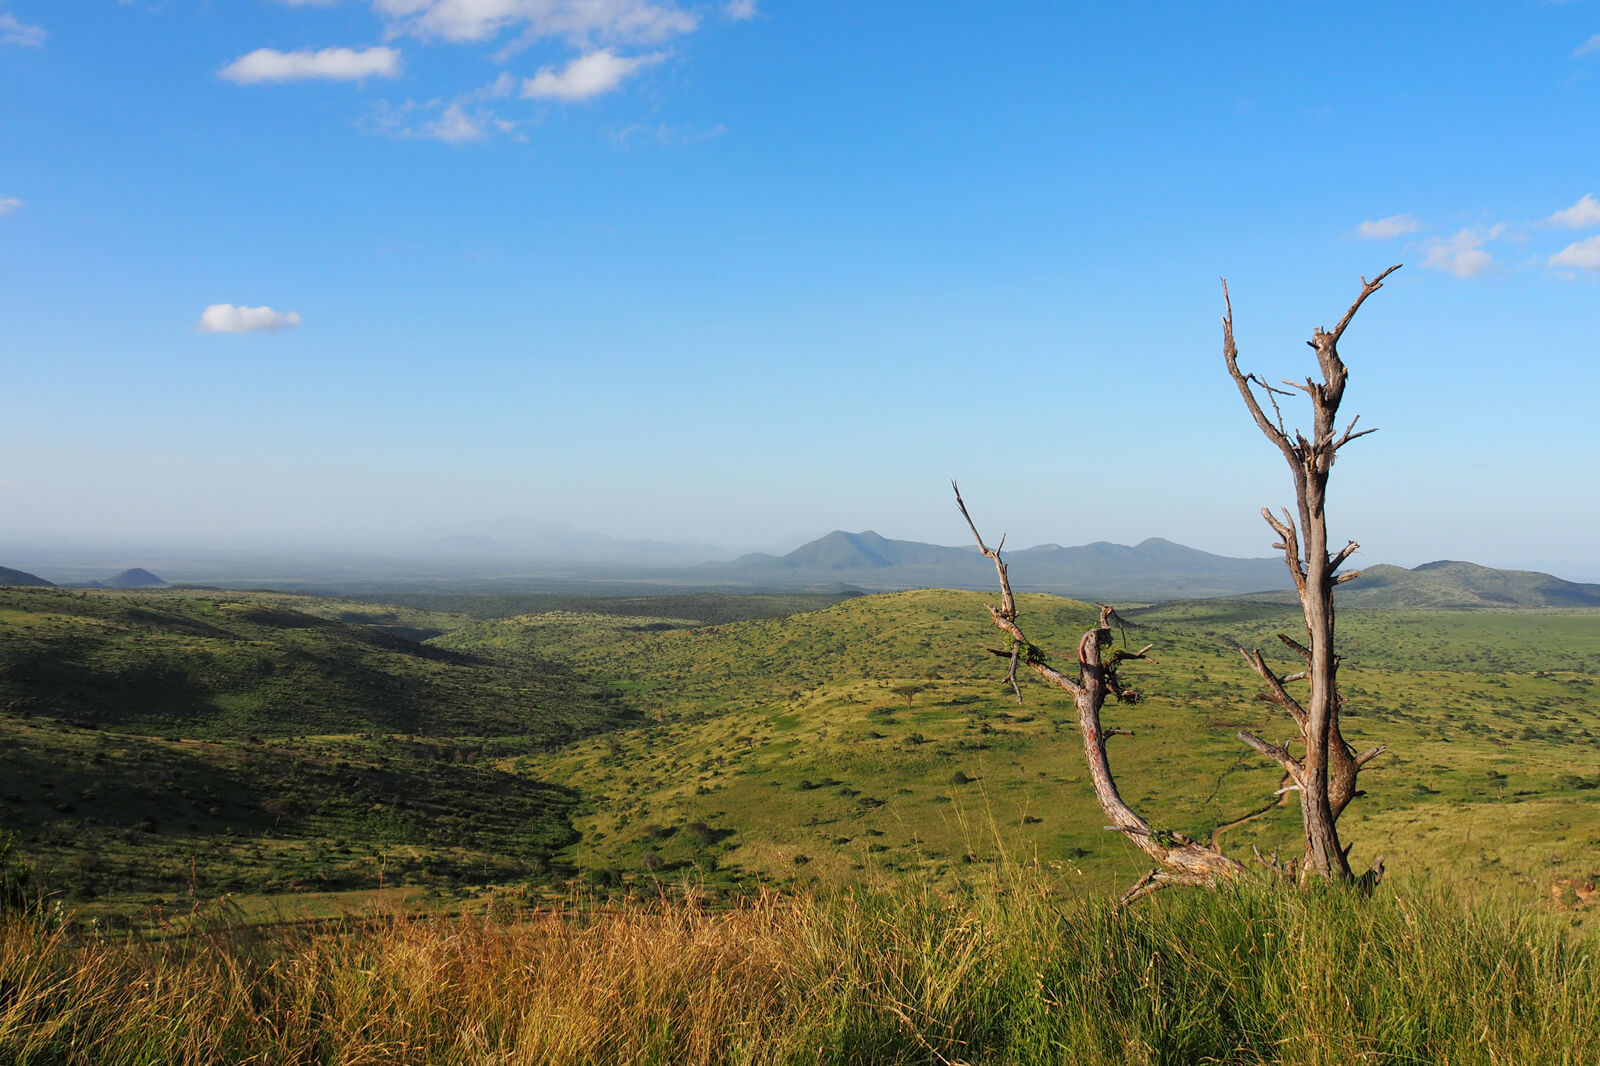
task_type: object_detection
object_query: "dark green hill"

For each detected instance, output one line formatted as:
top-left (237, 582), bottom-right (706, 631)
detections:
top-left (0, 586), bottom-right (642, 905)
top-left (1339, 560), bottom-right (1600, 609)
top-left (0, 566), bottom-right (52, 587)
top-left (0, 586), bottom-right (631, 741)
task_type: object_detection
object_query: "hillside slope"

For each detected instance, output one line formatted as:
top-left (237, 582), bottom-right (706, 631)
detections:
top-left (0, 566), bottom-right (52, 587)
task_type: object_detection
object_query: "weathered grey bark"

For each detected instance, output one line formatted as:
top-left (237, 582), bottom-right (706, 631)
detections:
top-left (1222, 267), bottom-right (1397, 883)
top-left (954, 484), bottom-right (1246, 904)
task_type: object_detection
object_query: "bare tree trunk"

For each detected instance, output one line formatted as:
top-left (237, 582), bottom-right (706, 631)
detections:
top-left (1222, 268), bottom-right (1396, 882)
top-left (954, 485), bottom-right (1246, 903)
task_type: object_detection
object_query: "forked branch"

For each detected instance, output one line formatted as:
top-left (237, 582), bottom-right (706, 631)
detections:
top-left (953, 486), bottom-right (1245, 901)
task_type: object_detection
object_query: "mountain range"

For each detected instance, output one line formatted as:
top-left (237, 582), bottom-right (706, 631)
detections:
top-left (698, 530), bottom-right (1600, 607)
top-left (707, 529), bottom-right (1293, 600)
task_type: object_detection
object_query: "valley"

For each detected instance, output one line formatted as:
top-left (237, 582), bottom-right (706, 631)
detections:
top-left (2, 578), bottom-right (1596, 922)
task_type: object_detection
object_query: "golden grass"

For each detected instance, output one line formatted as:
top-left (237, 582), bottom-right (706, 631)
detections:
top-left (4, 876), bottom-right (1598, 1065)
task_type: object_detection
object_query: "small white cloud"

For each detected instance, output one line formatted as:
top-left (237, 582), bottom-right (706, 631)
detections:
top-left (0, 12), bottom-right (46, 47)
top-left (1575, 34), bottom-right (1600, 57)
top-left (1545, 194), bottom-right (1600, 229)
top-left (0, 193), bottom-right (20, 215)
top-left (1550, 235), bottom-right (1600, 271)
top-left (523, 49), bottom-right (663, 101)
top-left (725, 0), bottom-right (758, 19)
top-left (1422, 229), bottom-right (1493, 278)
top-left (1357, 214), bottom-right (1420, 240)
top-left (197, 304), bottom-right (303, 333)
top-left (218, 46), bottom-right (402, 85)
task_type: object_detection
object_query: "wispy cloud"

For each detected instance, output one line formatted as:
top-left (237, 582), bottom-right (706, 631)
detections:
top-left (219, 46), bottom-right (402, 85)
top-left (1550, 235), bottom-right (1600, 271)
top-left (197, 304), bottom-right (303, 333)
top-left (1356, 214), bottom-right (1421, 240)
top-left (0, 12), bottom-right (45, 47)
top-left (1545, 194), bottom-right (1600, 229)
top-left (1575, 34), bottom-right (1600, 57)
top-left (612, 120), bottom-right (727, 146)
top-left (364, 95), bottom-right (520, 143)
top-left (725, 0), bottom-right (758, 20)
top-left (374, 0), bottom-right (696, 46)
top-left (523, 49), bottom-right (663, 100)
top-left (420, 103), bottom-right (487, 142)
top-left (1422, 229), bottom-right (1494, 278)
top-left (0, 193), bottom-right (20, 215)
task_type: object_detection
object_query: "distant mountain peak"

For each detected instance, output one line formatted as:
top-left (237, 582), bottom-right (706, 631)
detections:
top-left (103, 568), bottom-right (165, 588)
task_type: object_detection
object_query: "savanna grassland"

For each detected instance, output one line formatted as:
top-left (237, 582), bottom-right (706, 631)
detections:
top-left (3, 581), bottom-right (1599, 1064)
top-left (2, 583), bottom-right (1598, 915)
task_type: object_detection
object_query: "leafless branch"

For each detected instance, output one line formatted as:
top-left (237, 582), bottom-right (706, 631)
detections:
top-left (1326, 265), bottom-right (1401, 346)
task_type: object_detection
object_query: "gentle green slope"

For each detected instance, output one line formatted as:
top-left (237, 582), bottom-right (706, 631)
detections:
top-left (443, 590), bottom-right (1600, 905)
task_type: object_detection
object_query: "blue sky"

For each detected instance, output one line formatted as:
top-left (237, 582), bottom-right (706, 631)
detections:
top-left (2, 1), bottom-right (1598, 577)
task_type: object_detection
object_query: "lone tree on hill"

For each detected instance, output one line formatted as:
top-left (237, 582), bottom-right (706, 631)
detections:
top-left (955, 267), bottom-right (1398, 900)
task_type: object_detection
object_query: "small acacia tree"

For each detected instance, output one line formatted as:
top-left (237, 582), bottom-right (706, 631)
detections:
top-left (956, 267), bottom-right (1397, 898)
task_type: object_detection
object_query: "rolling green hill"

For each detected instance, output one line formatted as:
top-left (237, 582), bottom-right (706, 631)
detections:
top-left (442, 590), bottom-right (1600, 906)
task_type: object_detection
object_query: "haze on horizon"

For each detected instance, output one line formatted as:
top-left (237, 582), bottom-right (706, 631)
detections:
top-left (2, 4), bottom-right (1597, 582)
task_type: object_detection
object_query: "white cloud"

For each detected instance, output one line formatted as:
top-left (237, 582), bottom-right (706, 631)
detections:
top-left (522, 48), bottom-right (662, 100)
top-left (0, 12), bottom-right (45, 47)
top-left (0, 193), bottom-right (20, 215)
top-left (197, 305), bottom-right (303, 333)
top-left (1576, 34), bottom-right (1600, 57)
top-left (1545, 194), bottom-right (1600, 230)
top-left (219, 46), bottom-right (402, 84)
top-left (374, 0), bottom-right (695, 46)
top-left (1356, 214), bottom-right (1420, 240)
top-left (1422, 229), bottom-right (1494, 278)
top-left (1550, 235), bottom-right (1600, 271)
top-left (725, 0), bottom-right (757, 19)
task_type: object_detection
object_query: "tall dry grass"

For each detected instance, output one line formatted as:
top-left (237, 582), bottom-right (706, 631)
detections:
top-left (2, 875), bottom-right (1596, 1065)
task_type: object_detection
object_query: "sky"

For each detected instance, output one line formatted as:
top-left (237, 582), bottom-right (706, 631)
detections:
top-left (2, 1), bottom-right (1598, 579)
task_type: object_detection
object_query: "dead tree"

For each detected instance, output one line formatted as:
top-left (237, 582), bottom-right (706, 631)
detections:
top-left (954, 483), bottom-right (1246, 904)
top-left (1222, 267), bottom-right (1396, 883)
